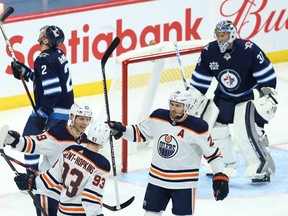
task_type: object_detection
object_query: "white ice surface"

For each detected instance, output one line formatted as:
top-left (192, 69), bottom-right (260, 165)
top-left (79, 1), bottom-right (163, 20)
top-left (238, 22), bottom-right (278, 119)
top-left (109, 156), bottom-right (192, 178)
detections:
top-left (0, 63), bottom-right (288, 216)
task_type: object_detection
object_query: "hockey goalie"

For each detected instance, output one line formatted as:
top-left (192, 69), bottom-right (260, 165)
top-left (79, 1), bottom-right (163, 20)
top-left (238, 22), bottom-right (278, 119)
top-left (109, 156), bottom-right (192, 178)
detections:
top-left (188, 20), bottom-right (278, 183)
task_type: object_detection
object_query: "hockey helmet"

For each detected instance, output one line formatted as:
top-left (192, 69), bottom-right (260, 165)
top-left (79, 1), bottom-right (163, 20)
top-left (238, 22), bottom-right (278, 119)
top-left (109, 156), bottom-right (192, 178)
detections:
top-left (39, 25), bottom-right (65, 47)
top-left (168, 89), bottom-right (194, 115)
top-left (214, 20), bottom-right (237, 53)
top-left (87, 121), bottom-right (110, 146)
top-left (69, 103), bottom-right (93, 123)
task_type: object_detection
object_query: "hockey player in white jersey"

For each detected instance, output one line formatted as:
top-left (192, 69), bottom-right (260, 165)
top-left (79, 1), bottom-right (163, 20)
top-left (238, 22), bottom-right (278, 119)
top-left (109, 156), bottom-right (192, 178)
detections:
top-left (109, 89), bottom-right (229, 216)
top-left (189, 20), bottom-right (278, 182)
top-left (13, 121), bottom-right (111, 216)
top-left (4, 102), bottom-right (93, 216)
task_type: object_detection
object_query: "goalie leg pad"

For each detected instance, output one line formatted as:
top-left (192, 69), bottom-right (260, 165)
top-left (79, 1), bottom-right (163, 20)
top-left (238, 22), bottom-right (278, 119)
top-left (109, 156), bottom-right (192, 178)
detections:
top-left (234, 101), bottom-right (275, 177)
top-left (202, 99), bottom-right (219, 130)
top-left (212, 123), bottom-right (237, 177)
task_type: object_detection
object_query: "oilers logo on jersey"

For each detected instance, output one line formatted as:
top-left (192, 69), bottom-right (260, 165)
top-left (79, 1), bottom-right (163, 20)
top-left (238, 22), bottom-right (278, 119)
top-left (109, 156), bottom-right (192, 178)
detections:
top-left (157, 134), bottom-right (178, 158)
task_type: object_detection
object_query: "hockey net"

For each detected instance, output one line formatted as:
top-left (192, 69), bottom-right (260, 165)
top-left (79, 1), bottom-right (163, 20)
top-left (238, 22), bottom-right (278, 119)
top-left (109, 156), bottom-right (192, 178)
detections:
top-left (98, 40), bottom-right (209, 173)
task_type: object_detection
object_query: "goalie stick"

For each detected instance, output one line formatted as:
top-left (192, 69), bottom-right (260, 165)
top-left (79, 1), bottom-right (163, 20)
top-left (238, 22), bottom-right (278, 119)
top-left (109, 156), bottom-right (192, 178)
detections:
top-left (0, 7), bottom-right (38, 116)
top-left (173, 41), bottom-right (213, 117)
top-left (5, 153), bottom-right (133, 211)
top-left (0, 125), bottom-right (48, 216)
top-left (100, 36), bottom-right (135, 211)
top-left (173, 41), bottom-right (189, 90)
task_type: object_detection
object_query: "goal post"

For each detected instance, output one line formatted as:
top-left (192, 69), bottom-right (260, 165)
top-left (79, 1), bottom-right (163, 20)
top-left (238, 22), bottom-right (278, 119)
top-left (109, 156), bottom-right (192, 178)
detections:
top-left (98, 40), bottom-right (209, 173)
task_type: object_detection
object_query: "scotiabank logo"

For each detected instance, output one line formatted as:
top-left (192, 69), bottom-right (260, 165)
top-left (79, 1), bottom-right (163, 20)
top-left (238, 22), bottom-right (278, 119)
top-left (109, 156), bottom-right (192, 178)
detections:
top-left (5, 8), bottom-right (202, 75)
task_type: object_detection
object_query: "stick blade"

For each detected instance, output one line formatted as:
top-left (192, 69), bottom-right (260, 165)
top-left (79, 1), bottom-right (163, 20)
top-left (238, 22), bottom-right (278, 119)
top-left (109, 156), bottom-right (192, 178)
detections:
top-left (0, 7), bottom-right (14, 23)
top-left (103, 196), bottom-right (135, 211)
top-left (0, 124), bottom-right (9, 149)
top-left (101, 37), bottom-right (120, 69)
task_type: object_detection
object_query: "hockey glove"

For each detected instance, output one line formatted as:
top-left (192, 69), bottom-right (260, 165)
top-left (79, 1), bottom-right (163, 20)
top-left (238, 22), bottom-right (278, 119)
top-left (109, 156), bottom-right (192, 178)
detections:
top-left (14, 173), bottom-right (36, 191)
top-left (4, 130), bottom-right (20, 148)
top-left (108, 121), bottom-right (126, 140)
top-left (11, 60), bottom-right (32, 82)
top-left (212, 172), bottom-right (229, 201)
top-left (35, 107), bottom-right (49, 132)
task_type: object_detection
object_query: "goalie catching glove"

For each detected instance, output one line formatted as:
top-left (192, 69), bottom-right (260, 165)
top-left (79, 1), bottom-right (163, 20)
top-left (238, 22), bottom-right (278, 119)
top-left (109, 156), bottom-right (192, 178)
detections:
top-left (4, 130), bottom-right (20, 148)
top-left (11, 60), bottom-right (33, 82)
top-left (212, 172), bottom-right (229, 201)
top-left (108, 121), bottom-right (126, 139)
top-left (14, 173), bottom-right (36, 191)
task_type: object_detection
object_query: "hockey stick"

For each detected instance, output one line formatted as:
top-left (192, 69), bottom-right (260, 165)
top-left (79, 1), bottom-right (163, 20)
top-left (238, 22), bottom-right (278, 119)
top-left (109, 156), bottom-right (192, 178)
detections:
top-left (4, 153), bottom-right (130, 211)
top-left (0, 7), bottom-right (38, 115)
top-left (173, 41), bottom-right (189, 90)
top-left (100, 37), bottom-right (135, 211)
top-left (173, 41), bottom-right (212, 115)
top-left (6, 154), bottom-right (39, 174)
top-left (0, 125), bottom-right (48, 216)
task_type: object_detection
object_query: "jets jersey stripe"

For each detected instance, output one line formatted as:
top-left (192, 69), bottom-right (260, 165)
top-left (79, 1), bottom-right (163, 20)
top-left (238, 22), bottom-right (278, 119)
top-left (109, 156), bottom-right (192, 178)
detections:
top-left (42, 77), bottom-right (60, 87)
top-left (192, 70), bottom-right (214, 81)
top-left (253, 63), bottom-right (273, 77)
top-left (44, 86), bottom-right (62, 96)
top-left (256, 73), bottom-right (276, 84)
top-left (190, 79), bottom-right (210, 90)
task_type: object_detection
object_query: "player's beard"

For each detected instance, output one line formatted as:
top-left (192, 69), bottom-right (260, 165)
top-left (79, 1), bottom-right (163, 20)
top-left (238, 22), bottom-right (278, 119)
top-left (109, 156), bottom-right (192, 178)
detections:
top-left (170, 111), bottom-right (184, 122)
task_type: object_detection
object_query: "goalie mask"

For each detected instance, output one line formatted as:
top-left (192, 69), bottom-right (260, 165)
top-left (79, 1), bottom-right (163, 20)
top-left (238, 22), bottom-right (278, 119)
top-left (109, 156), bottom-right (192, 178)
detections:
top-left (87, 121), bottom-right (110, 146)
top-left (214, 20), bottom-right (237, 53)
top-left (69, 103), bottom-right (93, 125)
top-left (38, 25), bottom-right (65, 47)
top-left (169, 89), bottom-right (194, 119)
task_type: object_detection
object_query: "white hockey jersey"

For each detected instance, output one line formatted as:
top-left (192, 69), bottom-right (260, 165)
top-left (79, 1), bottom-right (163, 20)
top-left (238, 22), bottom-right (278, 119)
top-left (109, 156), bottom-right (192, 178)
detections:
top-left (122, 109), bottom-right (224, 189)
top-left (35, 145), bottom-right (110, 216)
top-left (13, 125), bottom-right (89, 199)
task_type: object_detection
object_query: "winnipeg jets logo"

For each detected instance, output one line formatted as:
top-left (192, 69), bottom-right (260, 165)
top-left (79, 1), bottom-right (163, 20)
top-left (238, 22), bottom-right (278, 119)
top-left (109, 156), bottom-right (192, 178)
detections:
top-left (245, 41), bottom-right (253, 49)
top-left (157, 134), bottom-right (178, 158)
top-left (218, 69), bottom-right (240, 91)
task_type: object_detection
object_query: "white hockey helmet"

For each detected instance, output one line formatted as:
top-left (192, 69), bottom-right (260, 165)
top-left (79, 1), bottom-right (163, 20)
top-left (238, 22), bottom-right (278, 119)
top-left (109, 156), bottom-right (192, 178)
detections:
top-left (168, 89), bottom-right (194, 115)
top-left (69, 103), bottom-right (93, 124)
top-left (87, 121), bottom-right (110, 146)
top-left (214, 20), bottom-right (238, 53)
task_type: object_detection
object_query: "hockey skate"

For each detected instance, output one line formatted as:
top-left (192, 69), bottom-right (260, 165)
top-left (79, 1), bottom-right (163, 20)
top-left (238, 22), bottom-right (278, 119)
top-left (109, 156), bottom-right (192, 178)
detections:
top-left (251, 173), bottom-right (271, 183)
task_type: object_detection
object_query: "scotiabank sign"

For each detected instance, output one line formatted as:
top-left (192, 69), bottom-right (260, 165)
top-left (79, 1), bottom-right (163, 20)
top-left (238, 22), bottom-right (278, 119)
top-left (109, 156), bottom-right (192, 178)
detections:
top-left (0, 0), bottom-right (287, 98)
